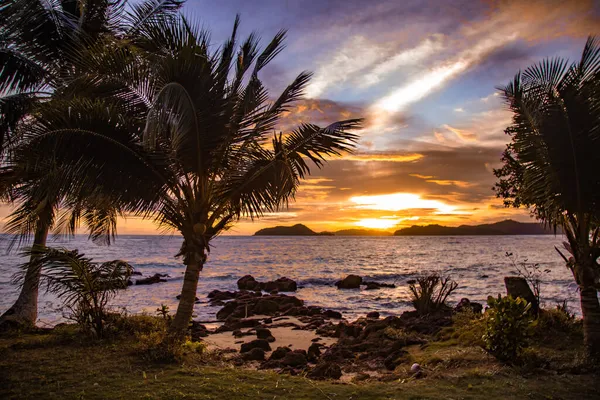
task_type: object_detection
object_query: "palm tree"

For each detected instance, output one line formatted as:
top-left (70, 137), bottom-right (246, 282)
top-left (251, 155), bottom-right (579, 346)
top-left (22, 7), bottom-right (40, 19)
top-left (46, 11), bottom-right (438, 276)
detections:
top-left (0, 0), bottom-right (184, 152)
top-left (13, 15), bottom-right (362, 340)
top-left (494, 36), bottom-right (600, 359)
top-left (0, 0), bottom-right (184, 327)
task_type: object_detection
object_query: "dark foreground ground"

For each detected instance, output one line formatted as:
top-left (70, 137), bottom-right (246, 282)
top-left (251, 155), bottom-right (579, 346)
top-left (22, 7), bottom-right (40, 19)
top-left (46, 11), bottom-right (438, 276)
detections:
top-left (1, 318), bottom-right (599, 400)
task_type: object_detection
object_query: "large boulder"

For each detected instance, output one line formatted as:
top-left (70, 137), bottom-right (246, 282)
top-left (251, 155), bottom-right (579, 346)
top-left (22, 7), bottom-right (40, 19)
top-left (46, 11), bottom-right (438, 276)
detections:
top-left (269, 346), bottom-right (292, 360)
top-left (504, 276), bottom-right (538, 313)
top-left (335, 275), bottom-right (362, 289)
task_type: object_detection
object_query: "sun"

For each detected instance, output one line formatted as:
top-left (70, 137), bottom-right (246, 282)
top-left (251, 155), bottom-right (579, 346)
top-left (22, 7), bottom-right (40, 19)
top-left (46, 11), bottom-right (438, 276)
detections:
top-left (355, 218), bottom-right (400, 230)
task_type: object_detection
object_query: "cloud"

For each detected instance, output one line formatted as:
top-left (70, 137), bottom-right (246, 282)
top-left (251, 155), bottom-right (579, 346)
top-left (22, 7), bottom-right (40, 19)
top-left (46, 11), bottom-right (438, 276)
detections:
top-left (442, 124), bottom-right (478, 141)
top-left (305, 36), bottom-right (385, 98)
top-left (340, 152), bottom-right (424, 162)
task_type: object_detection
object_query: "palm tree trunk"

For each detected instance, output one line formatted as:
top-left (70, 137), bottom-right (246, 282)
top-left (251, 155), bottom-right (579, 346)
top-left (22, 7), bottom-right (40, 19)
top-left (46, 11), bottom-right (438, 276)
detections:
top-left (0, 221), bottom-right (50, 329)
top-left (168, 260), bottom-right (203, 341)
top-left (580, 285), bottom-right (600, 360)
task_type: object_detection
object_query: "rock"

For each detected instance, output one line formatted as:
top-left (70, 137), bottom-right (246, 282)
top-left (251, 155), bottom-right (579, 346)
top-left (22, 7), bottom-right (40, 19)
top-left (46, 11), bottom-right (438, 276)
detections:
top-left (335, 322), bottom-right (362, 338)
top-left (308, 362), bottom-right (342, 380)
top-left (362, 281), bottom-right (396, 289)
top-left (335, 274), bottom-right (362, 289)
top-left (454, 298), bottom-right (483, 314)
top-left (238, 275), bottom-right (261, 291)
top-left (367, 311), bottom-right (380, 319)
top-left (307, 343), bottom-right (322, 362)
top-left (273, 277), bottom-right (297, 292)
top-left (270, 346), bottom-right (292, 360)
top-left (281, 351), bottom-right (307, 367)
top-left (365, 282), bottom-right (381, 290)
top-left (323, 310), bottom-right (342, 319)
top-left (241, 339), bottom-right (271, 353)
top-left (135, 273), bottom-right (168, 285)
top-left (176, 294), bottom-right (199, 301)
top-left (216, 302), bottom-right (238, 320)
top-left (190, 322), bottom-right (209, 340)
top-left (232, 329), bottom-right (244, 338)
top-left (504, 276), bottom-right (539, 313)
top-left (207, 290), bottom-right (237, 301)
top-left (254, 299), bottom-right (279, 315)
top-left (132, 271), bottom-right (143, 276)
top-left (383, 350), bottom-right (408, 370)
top-left (256, 327), bottom-right (273, 340)
top-left (241, 348), bottom-right (265, 361)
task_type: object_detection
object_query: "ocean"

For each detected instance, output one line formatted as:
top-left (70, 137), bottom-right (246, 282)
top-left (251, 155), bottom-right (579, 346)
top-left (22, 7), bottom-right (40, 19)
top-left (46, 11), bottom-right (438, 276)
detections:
top-left (0, 234), bottom-right (580, 326)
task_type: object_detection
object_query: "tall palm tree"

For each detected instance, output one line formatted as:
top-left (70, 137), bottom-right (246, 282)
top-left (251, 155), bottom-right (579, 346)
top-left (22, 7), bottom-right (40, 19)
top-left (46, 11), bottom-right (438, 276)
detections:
top-left (0, 0), bottom-right (185, 327)
top-left (494, 36), bottom-right (600, 359)
top-left (14, 15), bottom-right (362, 340)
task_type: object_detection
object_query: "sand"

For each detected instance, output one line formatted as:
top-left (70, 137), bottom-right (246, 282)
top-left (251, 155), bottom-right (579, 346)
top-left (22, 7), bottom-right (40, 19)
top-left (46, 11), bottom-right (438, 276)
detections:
top-left (203, 316), bottom-right (337, 353)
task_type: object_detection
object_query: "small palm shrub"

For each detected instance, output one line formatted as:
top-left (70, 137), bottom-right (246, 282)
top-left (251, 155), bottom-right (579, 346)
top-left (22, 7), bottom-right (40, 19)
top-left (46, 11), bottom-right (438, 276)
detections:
top-left (408, 275), bottom-right (458, 315)
top-left (18, 247), bottom-right (132, 337)
top-left (483, 295), bottom-right (536, 363)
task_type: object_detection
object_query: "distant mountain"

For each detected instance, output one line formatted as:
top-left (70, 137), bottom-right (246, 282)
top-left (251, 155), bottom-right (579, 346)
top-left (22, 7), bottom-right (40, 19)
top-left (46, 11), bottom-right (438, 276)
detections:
top-left (255, 224), bottom-right (392, 236)
top-left (334, 229), bottom-right (393, 236)
top-left (393, 220), bottom-right (560, 236)
top-left (254, 224), bottom-right (318, 236)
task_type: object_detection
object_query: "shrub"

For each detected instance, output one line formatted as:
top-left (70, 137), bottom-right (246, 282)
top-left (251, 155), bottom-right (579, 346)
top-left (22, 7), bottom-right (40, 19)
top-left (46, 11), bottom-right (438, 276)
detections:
top-left (19, 247), bottom-right (132, 337)
top-left (483, 295), bottom-right (536, 363)
top-left (537, 302), bottom-right (580, 334)
top-left (408, 274), bottom-right (458, 315)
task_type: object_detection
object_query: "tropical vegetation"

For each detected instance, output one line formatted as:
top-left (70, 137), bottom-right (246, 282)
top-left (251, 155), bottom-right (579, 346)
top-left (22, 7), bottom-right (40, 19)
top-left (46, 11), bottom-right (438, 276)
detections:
top-left (0, 0), bottom-right (185, 328)
top-left (494, 35), bottom-right (600, 359)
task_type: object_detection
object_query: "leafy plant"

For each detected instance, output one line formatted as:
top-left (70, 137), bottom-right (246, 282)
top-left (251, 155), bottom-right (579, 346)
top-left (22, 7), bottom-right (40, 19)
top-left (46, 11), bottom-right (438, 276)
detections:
top-left (156, 304), bottom-right (170, 320)
top-left (483, 295), bottom-right (536, 363)
top-left (408, 275), bottom-right (458, 315)
top-left (506, 252), bottom-right (550, 307)
top-left (17, 247), bottom-right (133, 337)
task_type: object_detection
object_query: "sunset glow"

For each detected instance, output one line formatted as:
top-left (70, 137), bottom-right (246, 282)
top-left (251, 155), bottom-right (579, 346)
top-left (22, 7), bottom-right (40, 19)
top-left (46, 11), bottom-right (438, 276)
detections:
top-left (350, 193), bottom-right (457, 214)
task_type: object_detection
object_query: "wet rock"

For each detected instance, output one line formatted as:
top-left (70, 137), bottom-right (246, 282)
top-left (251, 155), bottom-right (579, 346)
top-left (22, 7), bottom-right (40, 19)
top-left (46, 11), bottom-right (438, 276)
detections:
top-left (367, 311), bottom-right (380, 319)
top-left (323, 310), bottom-right (342, 319)
top-left (241, 348), bottom-right (265, 361)
top-left (273, 277), bottom-right (297, 292)
top-left (132, 270), bottom-right (143, 276)
top-left (241, 339), bottom-right (271, 353)
top-left (454, 298), bottom-right (483, 314)
top-left (308, 362), bottom-right (342, 380)
top-left (281, 351), bottom-right (307, 367)
top-left (238, 275), bottom-right (262, 291)
top-left (207, 290), bottom-right (237, 301)
top-left (270, 346), bottom-right (292, 360)
top-left (335, 274), bottom-right (362, 289)
top-left (504, 276), bottom-right (539, 313)
top-left (135, 273), bottom-right (168, 285)
top-left (363, 281), bottom-right (396, 289)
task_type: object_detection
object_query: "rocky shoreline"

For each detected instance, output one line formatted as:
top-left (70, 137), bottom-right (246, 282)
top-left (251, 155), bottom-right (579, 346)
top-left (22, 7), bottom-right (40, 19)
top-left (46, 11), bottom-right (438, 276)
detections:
top-left (190, 274), bottom-right (487, 381)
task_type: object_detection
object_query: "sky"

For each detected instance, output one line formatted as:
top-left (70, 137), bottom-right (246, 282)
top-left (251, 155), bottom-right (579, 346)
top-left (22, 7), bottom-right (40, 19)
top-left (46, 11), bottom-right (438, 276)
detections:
top-left (2, 0), bottom-right (599, 236)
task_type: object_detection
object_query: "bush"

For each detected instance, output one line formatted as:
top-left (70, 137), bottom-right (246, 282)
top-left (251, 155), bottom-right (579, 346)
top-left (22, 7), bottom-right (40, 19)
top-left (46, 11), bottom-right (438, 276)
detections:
top-left (20, 247), bottom-right (132, 337)
top-left (408, 274), bottom-right (458, 315)
top-left (537, 303), bottom-right (580, 335)
top-left (483, 295), bottom-right (536, 363)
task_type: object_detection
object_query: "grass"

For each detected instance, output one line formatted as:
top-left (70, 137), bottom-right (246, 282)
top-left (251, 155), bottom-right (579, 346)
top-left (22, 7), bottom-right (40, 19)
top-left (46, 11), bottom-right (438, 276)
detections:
top-left (0, 320), bottom-right (599, 399)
